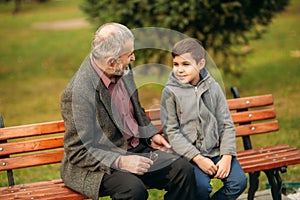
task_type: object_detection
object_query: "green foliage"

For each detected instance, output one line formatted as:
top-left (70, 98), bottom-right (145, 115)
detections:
top-left (80, 0), bottom-right (289, 76)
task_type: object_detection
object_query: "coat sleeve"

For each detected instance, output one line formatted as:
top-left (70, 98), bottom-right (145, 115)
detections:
top-left (61, 80), bottom-right (126, 172)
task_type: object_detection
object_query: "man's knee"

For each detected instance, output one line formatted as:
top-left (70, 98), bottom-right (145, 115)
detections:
top-left (102, 172), bottom-right (148, 200)
top-left (126, 182), bottom-right (148, 200)
top-left (172, 158), bottom-right (194, 177)
top-left (165, 157), bottom-right (195, 188)
top-left (112, 179), bottom-right (148, 200)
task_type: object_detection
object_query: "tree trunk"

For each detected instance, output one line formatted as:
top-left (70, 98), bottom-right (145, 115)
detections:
top-left (13, 0), bottom-right (21, 14)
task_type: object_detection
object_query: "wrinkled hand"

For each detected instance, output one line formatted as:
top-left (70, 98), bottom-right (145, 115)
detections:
top-left (119, 155), bottom-right (153, 175)
top-left (150, 134), bottom-right (173, 153)
top-left (193, 154), bottom-right (218, 176)
top-left (214, 155), bottom-right (232, 179)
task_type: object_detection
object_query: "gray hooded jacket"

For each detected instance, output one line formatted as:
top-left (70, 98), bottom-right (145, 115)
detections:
top-left (160, 68), bottom-right (236, 160)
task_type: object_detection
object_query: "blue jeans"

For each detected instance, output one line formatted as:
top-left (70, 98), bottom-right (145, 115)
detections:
top-left (192, 156), bottom-right (247, 200)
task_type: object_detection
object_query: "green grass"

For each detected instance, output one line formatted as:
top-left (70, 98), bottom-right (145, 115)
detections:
top-left (0, 0), bottom-right (93, 125)
top-left (0, 0), bottom-right (299, 199)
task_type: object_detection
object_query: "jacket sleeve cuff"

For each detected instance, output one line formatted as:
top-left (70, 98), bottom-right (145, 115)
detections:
top-left (112, 156), bottom-right (121, 169)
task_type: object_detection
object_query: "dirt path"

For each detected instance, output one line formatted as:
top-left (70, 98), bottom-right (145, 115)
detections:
top-left (32, 18), bottom-right (90, 30)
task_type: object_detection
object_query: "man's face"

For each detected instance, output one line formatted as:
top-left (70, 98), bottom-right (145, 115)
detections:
top-left (113, 40), bottom-right (135, 76)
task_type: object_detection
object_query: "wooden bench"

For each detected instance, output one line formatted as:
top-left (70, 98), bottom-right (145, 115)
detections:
top-left (0, 118), bottom-right (87, 200)
top-left (1, 88), bottom-right (300, 200)
top-left (229, 87), bottom-right (300, 200)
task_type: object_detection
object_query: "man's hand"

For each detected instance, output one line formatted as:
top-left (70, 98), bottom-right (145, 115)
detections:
top-left (150, 134), bottom-right (173, 153)
top-left (119, 155), bottom-right (153, 175)
top-left (214, 155), bottom-right (232, 179)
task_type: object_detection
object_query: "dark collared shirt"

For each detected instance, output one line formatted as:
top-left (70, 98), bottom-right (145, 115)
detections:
top-left (90, 56), bottom-right (139, 150)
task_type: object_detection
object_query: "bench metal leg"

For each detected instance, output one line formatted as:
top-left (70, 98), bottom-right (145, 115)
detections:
top-left (265, 169), bottom-right (282, 200)
top-left (247, 171), bottom-right (260, 200)
top-left (0, 114), bottom-right (15, 186)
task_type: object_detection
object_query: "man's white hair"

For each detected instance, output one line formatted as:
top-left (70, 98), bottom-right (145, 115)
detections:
top-left (92, 23), bottom-right (134, 62)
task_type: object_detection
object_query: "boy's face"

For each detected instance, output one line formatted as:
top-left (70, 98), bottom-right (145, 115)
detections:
top-left (173, 53), bottom-right (205, 86)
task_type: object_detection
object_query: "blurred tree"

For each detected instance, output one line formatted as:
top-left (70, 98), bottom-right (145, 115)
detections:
top-left (13, 0), bottom-right (20, 14)
top-left (0, 0), bottom-right (51, 14)
top-left (80, 0), bottom-right (289, 76)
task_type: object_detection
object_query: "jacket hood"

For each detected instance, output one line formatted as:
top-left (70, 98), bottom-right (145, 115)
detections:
top-left (166, 68), bottom-right (209, 88)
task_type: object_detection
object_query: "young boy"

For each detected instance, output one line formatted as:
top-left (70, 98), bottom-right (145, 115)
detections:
top-left (160, 38), bottom-right (247, 199)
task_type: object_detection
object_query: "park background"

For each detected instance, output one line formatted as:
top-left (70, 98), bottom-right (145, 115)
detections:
top-left (0, 0), bottom-right (299, 199)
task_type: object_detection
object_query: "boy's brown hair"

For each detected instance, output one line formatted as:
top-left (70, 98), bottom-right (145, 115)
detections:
top-left (172, 38), bottom-right (205, 64)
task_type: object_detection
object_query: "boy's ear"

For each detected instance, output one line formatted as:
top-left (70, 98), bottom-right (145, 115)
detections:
top-left (198, 58), bottom-right (206, 69)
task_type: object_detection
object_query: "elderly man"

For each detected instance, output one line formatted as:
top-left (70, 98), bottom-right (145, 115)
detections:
top-left (60, 22), bottom-right (197, 200)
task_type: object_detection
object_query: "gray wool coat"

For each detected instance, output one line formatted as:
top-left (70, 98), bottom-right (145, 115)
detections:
top-left (60, 56), bottom-right (158, 200)
top-left (160, 69), bottom-right (236, 161)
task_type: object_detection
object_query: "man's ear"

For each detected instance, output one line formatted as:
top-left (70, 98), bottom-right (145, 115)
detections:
top-left (106, 57), bottom-right (115, 66)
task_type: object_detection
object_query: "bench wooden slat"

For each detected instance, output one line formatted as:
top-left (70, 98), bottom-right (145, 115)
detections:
top-left (145, 108), bottom-right (160, 121)
top-left (239, 154), bottom-right (300, 170)
top-left (237, 144), bottom-right (292, 157)
top-left (0, 120), bottom-right (65, 140)
top-left (239, 151), bottom-right (300, 167)
top-left (236, 143), bottom-right (300, 173)
top-left (0, 136), bottom-right (64, 157)
top-left (0, 188), bottom-right (82, 198)
top-left (231, 108), bottom-right (276, 123)
top-left (154, 120), bottom-right (280, 138)
top-left (227, 94), bottom-right (273, 110)
top-left (0, 150), bottom-right (64, 171)
top-left (43, 195), bottom-right (86, 200)
top-left (235, 120), bottom-right (279, 137)
top-left (42, 194), bottom-right (86, 200)
top-left (152, 123), bottom-right (163, 133)
top-left (1, 188), bottom-right (84, 199)
top-left (237, 146), bottom-right (298, 161)
top-left (0, 179), bottom-right (86, 200)
top-left (44, 194), bottom-right (86, 200)
top-left (0, 179), bottom-right (63, 192)
top-left (239, 152), bottom-right (300, 173)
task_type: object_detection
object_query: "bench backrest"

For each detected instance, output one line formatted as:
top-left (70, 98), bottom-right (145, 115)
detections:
top-left (0, 94), bottom-right (279, 185)
top-left (145, 94), bottom-right (279, 139)
top-left (228, 94), bottom-right (278, 136)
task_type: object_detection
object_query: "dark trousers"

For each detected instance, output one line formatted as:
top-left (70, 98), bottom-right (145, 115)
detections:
top-left (99, 144), bottom-right (197, 200)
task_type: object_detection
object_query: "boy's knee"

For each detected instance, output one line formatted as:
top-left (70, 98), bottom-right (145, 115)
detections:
top-left (194, 175), bottom-right (212, 198)
top-left (240, 174), bottom-right (248, 192)
top-left (197, 184), bottom-right (211, 196)
top-left (229, 174), bottom-right (248, 196)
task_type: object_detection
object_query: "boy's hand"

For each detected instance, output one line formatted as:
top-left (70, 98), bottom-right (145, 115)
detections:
top-left (214, 155), bottom-right (232, 179)
top-left (193, 154), bottom-right (218, 176)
